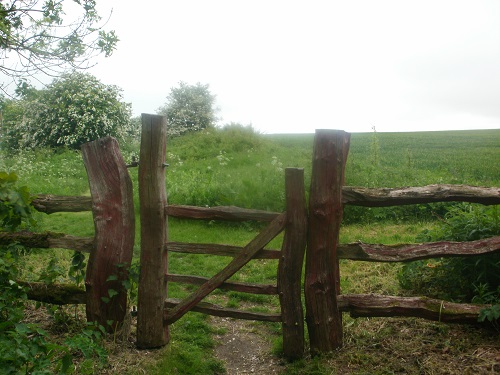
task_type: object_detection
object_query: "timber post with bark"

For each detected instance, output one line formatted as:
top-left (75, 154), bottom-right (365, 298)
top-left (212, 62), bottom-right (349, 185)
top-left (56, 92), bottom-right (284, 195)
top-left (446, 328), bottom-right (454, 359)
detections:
top-left (136, 114), bottom-right (169, 348)
top-left (278, 168), bottom-right (308, 360)
top-left (305, 129), bottom-right (350, 355)
top-left (81, 137), bottom-right (135, 332)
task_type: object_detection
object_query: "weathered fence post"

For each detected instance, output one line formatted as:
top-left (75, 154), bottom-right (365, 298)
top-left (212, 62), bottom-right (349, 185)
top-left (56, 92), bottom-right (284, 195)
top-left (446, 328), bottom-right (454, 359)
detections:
top-left (278, 168), bottom-right (308, 360)
top-left (136, 114), bottom-right (169, 348)
top-left (305, 129), bottom-right (350, 355)
top-left (81, 137), bottom-right (135, 332)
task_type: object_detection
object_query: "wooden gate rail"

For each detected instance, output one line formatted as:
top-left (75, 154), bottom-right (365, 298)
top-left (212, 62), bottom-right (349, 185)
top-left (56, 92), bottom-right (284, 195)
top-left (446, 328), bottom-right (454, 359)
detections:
top-left (165, 212), bottom-right (287, 324)
top-left (165, 204), bottom-right (280, 221)
top-left (166, 273), bottom-right (277, 294)
top-left (159, 168), bottom-right (307, 360)
top-left (166, 241), bottom-right (281, 259)
top-left (164, 298), bottom-right (282, 322)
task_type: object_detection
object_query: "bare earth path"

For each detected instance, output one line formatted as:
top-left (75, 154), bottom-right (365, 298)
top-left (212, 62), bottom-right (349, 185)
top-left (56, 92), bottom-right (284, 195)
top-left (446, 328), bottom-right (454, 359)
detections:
top-left (211, 317), bottom-right (285, 374)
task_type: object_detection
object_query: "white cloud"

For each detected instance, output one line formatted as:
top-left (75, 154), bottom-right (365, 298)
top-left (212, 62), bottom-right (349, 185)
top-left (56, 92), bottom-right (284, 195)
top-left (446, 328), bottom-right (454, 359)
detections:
top-left (88, 0), bottom-right (500, 133)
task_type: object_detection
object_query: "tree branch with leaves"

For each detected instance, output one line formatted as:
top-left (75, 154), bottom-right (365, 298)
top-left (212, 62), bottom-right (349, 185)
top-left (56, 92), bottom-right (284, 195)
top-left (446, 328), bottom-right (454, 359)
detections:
top-left (0, 0), bottom-right (118, 92)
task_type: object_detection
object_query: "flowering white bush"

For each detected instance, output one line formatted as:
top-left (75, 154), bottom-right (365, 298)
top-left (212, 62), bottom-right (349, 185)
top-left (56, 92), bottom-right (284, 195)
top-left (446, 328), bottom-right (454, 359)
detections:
top-left (157, 82), bottom-right (218, 137)
top-left (11, 72), bottom-right (132, 149)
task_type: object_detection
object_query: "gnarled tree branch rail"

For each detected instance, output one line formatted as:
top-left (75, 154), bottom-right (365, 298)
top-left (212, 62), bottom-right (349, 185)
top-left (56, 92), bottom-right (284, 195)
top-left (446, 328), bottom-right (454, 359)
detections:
top-left (343, 184), bottom-right (500, 206)
top-left (338, 236), bottom-right (500, 262)
top-left (338, 294), bottom-right (488, 324)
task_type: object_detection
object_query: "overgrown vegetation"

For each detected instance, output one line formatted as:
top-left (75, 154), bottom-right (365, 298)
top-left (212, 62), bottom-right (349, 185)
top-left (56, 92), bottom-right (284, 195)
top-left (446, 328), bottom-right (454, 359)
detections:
top-left (399, 203), bottom-right (500, 324)
top-left (0, 172), bottom-right (109, 374)
top-left (0, 127), bottom-right (499, 373)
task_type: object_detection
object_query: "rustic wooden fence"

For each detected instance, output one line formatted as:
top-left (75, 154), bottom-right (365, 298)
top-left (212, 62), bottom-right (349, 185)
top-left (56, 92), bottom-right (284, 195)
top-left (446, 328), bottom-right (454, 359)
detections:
top-left (136, 120), bottom-right (500, 358)
top-left (0, 137), bottom-right (135, 333)
top-left (304, 130), bottom-right (500, 355)
top-left (135, 115), bottom-right (308, 360)
top-left (1, 116), bottom-right (499, 360)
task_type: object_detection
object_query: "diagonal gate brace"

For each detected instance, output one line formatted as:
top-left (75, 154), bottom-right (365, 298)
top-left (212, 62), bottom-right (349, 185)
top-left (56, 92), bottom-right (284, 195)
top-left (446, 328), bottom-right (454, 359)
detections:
top-left (165, 212), bottom-right (287, 324)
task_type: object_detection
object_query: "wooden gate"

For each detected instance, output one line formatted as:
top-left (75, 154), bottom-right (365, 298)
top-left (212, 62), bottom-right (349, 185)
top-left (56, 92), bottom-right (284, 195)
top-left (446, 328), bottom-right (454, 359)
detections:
top-left (134, 114), bottom-right (499, 359)
top-left (135, 115), bottom-right (307, 360)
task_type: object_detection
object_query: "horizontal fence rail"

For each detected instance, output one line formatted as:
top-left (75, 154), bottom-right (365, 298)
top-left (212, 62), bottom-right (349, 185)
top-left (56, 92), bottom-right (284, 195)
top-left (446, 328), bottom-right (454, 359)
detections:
top-left (29, 183), bottom-right (500, 216)
top-left (166, 241), bottom-right (281, 259)
top-left (164, 298), bottom-right (282, 322)
top-left (343, 184), bottom-right (500, 206)
top-left (165, 204), bottom-right (280, 222)
top-left (31, 194), bottom-right (92, 213)
top-left (338, 236), bottom-right (500, 262)
top-left (167, 273), bottom-right (278, 295)
top-left (0, 231), bottom-right (94, 253)
top-left (337, 294), bottom-right (485, 324)
top-left (20, 281), bottom-right (86, 305)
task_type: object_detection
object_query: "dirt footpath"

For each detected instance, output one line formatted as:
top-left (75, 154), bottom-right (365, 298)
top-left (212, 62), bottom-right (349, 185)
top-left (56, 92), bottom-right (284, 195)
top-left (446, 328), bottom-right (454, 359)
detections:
top-left (211, 317), bottom-right (284, 374)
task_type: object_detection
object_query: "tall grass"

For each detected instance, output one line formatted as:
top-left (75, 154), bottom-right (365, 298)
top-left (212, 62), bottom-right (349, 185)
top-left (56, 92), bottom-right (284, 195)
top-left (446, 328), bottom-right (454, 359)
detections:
top-left (1, 127), bottom-right (499, 373)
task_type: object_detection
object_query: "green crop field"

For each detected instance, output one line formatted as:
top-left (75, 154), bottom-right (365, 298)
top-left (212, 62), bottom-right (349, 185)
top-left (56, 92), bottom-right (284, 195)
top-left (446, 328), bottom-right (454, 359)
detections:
top-left (1, 127), bottom-right (499, 374)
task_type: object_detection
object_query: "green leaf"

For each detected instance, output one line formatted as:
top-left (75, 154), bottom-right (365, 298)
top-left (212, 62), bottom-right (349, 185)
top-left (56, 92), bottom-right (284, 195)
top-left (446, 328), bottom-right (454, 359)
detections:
top-left (106, 274), bottom-right (118, 282)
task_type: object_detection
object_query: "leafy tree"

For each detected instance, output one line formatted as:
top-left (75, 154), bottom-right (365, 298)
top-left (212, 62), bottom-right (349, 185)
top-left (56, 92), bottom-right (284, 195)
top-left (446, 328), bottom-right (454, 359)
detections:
top-left (157, 82), bottom-right (218, 137)
top-left (7, 72), bottom-right (131, 149)
top-left (0, 96), bottom-right (25, 150)
top-left (0, 0), bottom-right (118, 92)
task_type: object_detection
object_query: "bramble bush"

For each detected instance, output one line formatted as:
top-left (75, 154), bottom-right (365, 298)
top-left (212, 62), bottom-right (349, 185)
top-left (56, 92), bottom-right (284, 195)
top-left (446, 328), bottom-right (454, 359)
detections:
top-left (398, 203), bottom-right (500, 324)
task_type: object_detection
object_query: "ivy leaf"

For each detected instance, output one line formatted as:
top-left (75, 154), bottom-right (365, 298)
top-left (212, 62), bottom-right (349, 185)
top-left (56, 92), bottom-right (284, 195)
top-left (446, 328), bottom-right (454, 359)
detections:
top-left (108, 289), bottom-right (118, 298)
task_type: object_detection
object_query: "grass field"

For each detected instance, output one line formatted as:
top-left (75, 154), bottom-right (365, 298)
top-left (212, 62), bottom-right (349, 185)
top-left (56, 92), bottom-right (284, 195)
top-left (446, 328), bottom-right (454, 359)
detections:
top-left (1, 127), bottom-right (499, 374)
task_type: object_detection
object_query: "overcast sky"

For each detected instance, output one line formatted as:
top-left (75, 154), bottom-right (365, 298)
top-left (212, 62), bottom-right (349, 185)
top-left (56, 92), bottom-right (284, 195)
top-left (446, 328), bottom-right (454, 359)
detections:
top-left (88, 0), bottom-right (500, 134)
